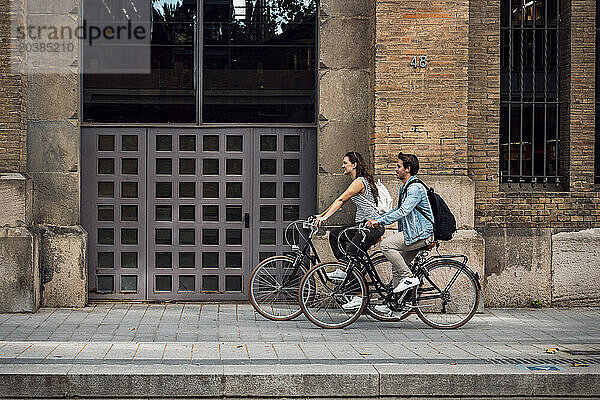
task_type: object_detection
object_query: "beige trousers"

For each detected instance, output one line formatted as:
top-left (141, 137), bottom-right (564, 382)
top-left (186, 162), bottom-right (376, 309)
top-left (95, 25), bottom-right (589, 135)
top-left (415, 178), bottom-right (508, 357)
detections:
top-left (380, 231), bottom-right (434, 286)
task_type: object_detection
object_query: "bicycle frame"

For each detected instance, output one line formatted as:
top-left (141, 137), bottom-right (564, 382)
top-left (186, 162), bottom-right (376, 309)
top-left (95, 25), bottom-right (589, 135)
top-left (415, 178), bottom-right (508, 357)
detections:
top-left (279, 220), bottom-right (322, 287)
top-left (333, 225), bottom-right (481, 312)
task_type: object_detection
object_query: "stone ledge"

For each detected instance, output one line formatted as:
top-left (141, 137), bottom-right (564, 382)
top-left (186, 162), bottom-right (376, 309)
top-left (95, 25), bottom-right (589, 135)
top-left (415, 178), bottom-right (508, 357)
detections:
top-left (0, 227), bottom-right (40, 313)
top-left (375, 174), bottom-right (475, 231)
top-left (0, 173), bottom-right (32, 226)
top-left (0, 363), bottom-right (598, 398)
top-left (28, 225), bottom-right (88, 308)
top-left (482, 228), bottom-right (552, 308)
top-left (552, 228), bottom-right (600, 306)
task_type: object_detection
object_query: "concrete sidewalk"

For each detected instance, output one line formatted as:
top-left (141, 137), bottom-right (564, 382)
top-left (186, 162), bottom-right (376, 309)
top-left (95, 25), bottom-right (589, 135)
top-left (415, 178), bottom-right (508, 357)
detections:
top-left (0, 304), bottom-right (599, 398)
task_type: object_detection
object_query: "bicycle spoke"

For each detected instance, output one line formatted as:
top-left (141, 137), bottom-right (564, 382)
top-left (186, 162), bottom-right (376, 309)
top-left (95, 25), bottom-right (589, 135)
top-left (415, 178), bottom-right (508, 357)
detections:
top-left (299, 262), bottom-right (366, 329)
top-left (250, 256), bottom-right (308, 321)
top-left (444, 268), bottom-right (463, 293)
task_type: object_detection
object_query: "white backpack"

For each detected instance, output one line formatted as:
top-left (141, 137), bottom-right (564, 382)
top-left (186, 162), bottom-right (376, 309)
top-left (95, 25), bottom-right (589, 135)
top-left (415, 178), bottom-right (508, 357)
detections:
top-left (373, 179), bottom-right (393, 214)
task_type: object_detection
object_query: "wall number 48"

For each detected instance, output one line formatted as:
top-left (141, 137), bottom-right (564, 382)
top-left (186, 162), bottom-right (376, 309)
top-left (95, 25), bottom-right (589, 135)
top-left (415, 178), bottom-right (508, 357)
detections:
top-left (411, 56), bottom-right (427, 69)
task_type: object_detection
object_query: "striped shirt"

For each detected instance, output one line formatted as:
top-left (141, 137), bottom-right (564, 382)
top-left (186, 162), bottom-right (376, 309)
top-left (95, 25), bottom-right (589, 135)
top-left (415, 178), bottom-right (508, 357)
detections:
top-left (351, 177), bottom-right (379, 223)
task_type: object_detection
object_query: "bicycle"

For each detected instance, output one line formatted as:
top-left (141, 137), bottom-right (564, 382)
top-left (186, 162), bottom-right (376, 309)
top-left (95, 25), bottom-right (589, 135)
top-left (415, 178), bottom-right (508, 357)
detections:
top-left (298, 224), bottom-right (481, 329)
top-left (249, 217), bottom-right (397, 321)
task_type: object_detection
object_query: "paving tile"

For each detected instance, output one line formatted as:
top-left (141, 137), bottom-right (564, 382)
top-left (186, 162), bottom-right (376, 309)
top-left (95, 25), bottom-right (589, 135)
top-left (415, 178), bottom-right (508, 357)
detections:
top-left (46, 343), bottom-right (86, 360)
top-left (0, 342), bottom-right (32, 358)
top-left (219, 342), bottom-right (249, 360)
top-left (426, 342), bottom-right (475, 359)
top-left (272, 343), bottom-right (307, 360)
top-left (298, 342), bottom-right (335, 360)
top-left (349, 343), bottom-right (391, 359)
top-left (104, 342), bottom-right (139, 360)
top-left (325, 342), bottom-right (360, 360)
top-left (246, 343), bottom-right (278, 360)
top-left (191, 342), bottom-right (220, 360)
top-left (75, 343), bottom-right (112, 360)
top-left (163, 343), bottom-right (193, 360)
top-left (480, 343), bottom-right (533, 358)
top-left (376, 342), bottom-right (422, 359)
top-left (134, 342), bottom-right (166, 360)
top-left (403, 342), bottom-right (450, 359)
top-left (17, 342), bottom-right (59, 359)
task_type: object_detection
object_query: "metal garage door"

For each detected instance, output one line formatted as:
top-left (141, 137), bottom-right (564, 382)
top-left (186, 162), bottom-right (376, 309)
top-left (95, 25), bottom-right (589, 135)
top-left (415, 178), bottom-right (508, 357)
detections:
top-left (82, 127), bottom-right (316, 301)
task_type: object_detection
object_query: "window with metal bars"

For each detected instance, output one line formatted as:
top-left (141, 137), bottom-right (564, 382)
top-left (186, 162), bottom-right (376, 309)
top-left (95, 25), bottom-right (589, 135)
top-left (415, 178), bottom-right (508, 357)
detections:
top-left (595, 2), bottom-right (600, 184)
top-left (500, 0), bottom-right (562, 186)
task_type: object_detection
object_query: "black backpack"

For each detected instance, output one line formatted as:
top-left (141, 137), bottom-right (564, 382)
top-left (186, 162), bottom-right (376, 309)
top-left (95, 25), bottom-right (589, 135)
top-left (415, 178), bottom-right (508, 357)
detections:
top-left (402, 179), bottom-right (457, 241)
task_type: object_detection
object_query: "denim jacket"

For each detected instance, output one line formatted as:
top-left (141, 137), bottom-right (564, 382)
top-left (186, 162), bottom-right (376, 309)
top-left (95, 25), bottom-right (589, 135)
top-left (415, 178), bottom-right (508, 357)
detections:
top-left (374, 175), bottom-right (434, 245)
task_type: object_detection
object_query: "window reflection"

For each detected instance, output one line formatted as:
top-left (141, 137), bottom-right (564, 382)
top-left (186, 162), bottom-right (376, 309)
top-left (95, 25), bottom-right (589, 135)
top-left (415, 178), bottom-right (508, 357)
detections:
top-left (83, 0), bottom-right (197, 123)
top-left (83, 0), bottom-right (317, 124)
top-left (203, 0), bottom-right (316, 123)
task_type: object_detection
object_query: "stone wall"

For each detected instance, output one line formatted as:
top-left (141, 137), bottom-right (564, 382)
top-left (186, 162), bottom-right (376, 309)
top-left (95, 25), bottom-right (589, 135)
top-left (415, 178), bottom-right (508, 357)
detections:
top-left (464, 0), bottom-right (598, 306)
top-left (0, 173), bottom-right (32, 225)
top-left (317, 0), bottom-right (374, 225)
top-left (26, 0), bottom-right (80, 226)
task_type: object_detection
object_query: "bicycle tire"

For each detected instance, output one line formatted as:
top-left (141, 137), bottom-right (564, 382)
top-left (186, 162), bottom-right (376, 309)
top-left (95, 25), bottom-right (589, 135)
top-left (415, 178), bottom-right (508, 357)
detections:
top-left (413, 259), bottom-right (479, 329)
top-left (249, 255), bottom-right (309, 321)
top-left (299, 261), bottom-right (367, 329)
top-left (364, 256), bottom-right (410, 322)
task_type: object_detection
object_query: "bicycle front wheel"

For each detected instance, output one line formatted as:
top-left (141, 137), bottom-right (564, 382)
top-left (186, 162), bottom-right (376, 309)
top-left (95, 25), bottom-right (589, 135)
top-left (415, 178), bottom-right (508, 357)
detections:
top-left (299, 262), bottom-right (367, 329)
top-left (249, 255), bottom-right (309, 321)
top-left (413, 260), bottom-right (480, 329)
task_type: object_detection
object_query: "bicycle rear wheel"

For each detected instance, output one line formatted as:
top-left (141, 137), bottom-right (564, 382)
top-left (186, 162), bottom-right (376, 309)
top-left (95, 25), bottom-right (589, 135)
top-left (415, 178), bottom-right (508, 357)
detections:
top-left (299, 262), bottom-right (367, 329)
top-left (249, 255), bottom-right (309, 321)
top-left (413, 260), bottom-right (479, 329)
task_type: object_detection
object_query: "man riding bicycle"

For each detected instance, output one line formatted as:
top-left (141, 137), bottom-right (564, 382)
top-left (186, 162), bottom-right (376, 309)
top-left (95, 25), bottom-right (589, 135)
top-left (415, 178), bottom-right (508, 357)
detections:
top-left (365, 152), bottom-right (434, 315)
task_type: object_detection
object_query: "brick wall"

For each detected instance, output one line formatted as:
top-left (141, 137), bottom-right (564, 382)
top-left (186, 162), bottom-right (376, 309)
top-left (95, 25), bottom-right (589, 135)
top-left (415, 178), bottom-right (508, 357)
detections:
top-left (375, 0), bottom-right (598, 231)
top-left (373, 0), bottom-right (469, 176)
top-left (467, 0), bottom-right (500, 227)
top-left (0, 0), bottom-right (26, 173)
top-left (468, 0), bottom-right (599, 230)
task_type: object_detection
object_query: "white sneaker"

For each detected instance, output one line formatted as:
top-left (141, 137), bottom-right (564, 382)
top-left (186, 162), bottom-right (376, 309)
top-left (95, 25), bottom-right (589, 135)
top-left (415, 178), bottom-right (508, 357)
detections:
top-left (374, 304), bottom-right (394, 316)
top-left (341, 295), bottom-right (363, 311)
top-left (327, 268), bottom-right (347, 281)
top-left (393, 277), bottom-right (420, 293)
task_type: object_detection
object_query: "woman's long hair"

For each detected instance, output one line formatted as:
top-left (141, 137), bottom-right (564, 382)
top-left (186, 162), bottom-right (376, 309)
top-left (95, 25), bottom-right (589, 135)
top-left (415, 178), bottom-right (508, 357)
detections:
top-left (345, 151), bottom-right (379, 204)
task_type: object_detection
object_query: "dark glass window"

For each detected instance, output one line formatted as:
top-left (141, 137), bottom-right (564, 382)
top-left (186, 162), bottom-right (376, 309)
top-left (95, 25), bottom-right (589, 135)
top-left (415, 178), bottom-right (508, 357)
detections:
top-left (83, 0), bottom-right (197, 123)
top-left (202, 0), bottom-right (316, 123)
top-left (500, 0), bottom-right (563, 185)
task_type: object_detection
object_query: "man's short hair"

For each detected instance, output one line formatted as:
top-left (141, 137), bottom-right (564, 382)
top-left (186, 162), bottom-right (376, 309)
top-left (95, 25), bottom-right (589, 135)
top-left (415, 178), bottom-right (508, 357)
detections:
top-left (397, 152), bottom-right (419, 175)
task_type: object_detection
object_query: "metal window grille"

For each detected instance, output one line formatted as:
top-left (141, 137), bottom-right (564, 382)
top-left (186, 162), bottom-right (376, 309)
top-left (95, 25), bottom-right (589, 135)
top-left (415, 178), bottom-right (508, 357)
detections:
top-left (595, 2), bottom-right (600, 183)
top-left (500, 0), bottom-right (563, 186)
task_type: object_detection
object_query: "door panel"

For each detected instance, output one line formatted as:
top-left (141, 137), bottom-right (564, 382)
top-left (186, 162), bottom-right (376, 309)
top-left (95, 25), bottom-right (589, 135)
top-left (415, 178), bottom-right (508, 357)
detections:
top-left (82, 128), bottom-right (147, 300)
top-left (82, 127), bottom-right (316, 301)
top-left (146, 128), bottom-right (250, 300)
top-left (251, 128), bottom-right (317, 268)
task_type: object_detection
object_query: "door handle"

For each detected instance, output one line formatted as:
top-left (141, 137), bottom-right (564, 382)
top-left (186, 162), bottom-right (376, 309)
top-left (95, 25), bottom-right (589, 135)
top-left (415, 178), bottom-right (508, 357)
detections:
top-left (244, 212), bottom-right (250, 228)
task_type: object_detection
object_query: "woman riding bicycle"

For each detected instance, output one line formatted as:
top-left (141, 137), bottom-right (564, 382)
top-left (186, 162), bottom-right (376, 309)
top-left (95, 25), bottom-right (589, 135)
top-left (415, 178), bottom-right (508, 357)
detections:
top-left (314, 151), bottom-right (385, 310)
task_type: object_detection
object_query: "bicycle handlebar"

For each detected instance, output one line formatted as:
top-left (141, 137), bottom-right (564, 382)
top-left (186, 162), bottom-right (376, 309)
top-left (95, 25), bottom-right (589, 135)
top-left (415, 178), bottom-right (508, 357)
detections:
top-left (284, 216), bottom-right (320, 249)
